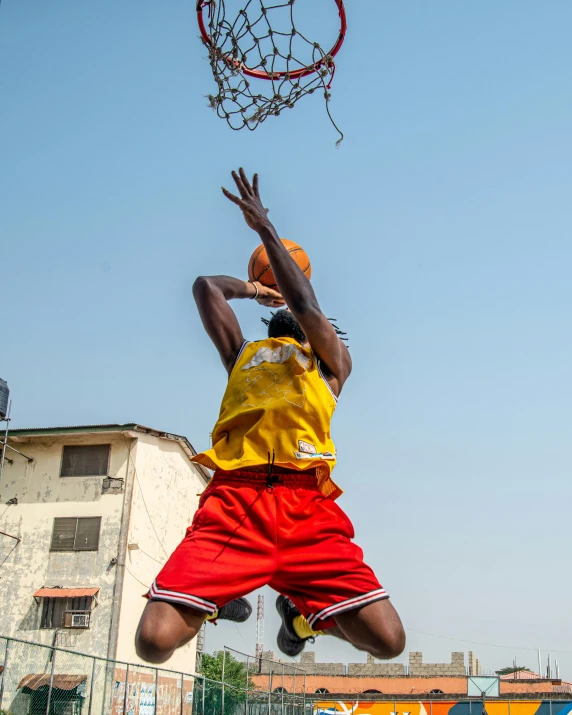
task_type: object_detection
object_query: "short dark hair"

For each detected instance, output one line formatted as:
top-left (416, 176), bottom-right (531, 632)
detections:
top-left (263, 310), bottom-right (306, 344)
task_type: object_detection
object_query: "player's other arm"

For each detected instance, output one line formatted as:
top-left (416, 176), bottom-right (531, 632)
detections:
top-left (222, 169), bottom-right (352, 390)
top-left (192, 275), bottom-right (284, 375)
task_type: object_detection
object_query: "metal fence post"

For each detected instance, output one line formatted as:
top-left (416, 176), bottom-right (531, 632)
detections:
top-left (0, 638), bottom-right (10, 711)
top-left (245, 655), bottom-right (249, 715)
top-left (87, 656), bottom-right (97, 715)
top-left (268, 665), bottom-right (273, 715)
top-left (45, 645), bottom-right (57, 715)
top-left (281, 664), bottom-right (285, 715)
top-left (292, 667), bottom-right (296, 715)
top-left (154, 666), bottom-right (159, 715)
top-left (222, 650), bottom-right (226, 715)
top-left (201, 676), bottom-right (205, 715)
top-left (123, 664), bottom-right (130, 715)
top-left (180, 673), bottom-right (184, 715)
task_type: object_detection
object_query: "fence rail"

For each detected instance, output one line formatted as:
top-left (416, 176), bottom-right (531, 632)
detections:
top-left (0, 636), bottom-right (308, 715)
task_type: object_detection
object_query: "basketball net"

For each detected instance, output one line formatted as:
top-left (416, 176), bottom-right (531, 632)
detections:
top-left (197, 0), bottom-right (346, 145)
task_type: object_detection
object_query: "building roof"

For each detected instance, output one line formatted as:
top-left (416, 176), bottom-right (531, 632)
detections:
top-left (8, 423), bottom-right (211, 481)
top-left (499, 671), bottom-right (542, 680)
top-left (19, 674), bottom-right (87, 692)
top-left (33, 587), bottom-right (99, 599)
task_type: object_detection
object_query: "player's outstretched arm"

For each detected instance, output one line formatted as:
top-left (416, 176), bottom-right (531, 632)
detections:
top-left (222, 169), bottom-right (352, 389)
top-left (193, 275), bottom-right (283, 374)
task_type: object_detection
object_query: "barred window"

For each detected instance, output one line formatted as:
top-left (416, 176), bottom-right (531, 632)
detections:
top-left (60, 444), bottom-right (110, 477)
top-left (50, 517), bottom-right (101, 552)
top-left (41, 597), bottom-right (92, 629)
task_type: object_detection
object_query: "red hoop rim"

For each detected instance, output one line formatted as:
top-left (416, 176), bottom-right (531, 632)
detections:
top-left (197, 0), bottom-right (346, 81)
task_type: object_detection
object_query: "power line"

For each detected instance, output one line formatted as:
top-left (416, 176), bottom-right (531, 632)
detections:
top-left (136, 546), bottom-right (165, 565)
top-left (406, 628), bottom-right (572, 654)
top-left (121, 434), bottom-right (169, 558)
top-left (134, 472), bottom-right (169, 558)
top-left (125, 565), bottom-right (150, 590)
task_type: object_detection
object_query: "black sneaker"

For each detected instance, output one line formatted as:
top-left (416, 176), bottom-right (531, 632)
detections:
top-left (276, 595), bottom-right (309, 657)
top-left (217, 597), bottom-right (252, 623)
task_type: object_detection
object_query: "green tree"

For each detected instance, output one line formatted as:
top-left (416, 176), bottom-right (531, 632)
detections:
top-left (495, 666), bottom-right (530, 676)
top-left (195, 651), bottom-right (257, 715)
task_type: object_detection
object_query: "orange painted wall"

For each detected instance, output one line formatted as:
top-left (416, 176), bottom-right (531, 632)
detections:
top-left (252, 675), bottom-right (469, 695)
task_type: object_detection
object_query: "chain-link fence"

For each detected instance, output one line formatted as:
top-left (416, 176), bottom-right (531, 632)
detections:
top-left (209, 647), bottom-right (306, 715)
top-left (0, 636), bottom-right (307, 715)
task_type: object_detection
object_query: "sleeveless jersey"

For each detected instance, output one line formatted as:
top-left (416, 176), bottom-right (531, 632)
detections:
top-left (192, 337), bottom-right (342, 499)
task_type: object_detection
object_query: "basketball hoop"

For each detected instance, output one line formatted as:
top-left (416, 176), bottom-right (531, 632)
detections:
top-left (197, 0), bottom-right (347, 144)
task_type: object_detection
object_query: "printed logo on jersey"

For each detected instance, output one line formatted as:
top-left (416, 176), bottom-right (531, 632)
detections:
top-left (241, 345), bottom-right (310, 409)
top-left (241, 344), bottom-right (311, 371)
top-left (294, 451), bottom-right (335, 460)
top-left (298, 440), bottom-right (317, 454)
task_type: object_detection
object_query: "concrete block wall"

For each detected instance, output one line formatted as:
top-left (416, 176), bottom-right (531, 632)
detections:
top-left (261, 650), bottom-right (475, 678)
top-left (468, 651), bottom-right (483, 676)
top-left (348, 654), bottom-right (406, 677)
top-left (409, 651), bottom-right (466, 676)
top-left (300, 652), bottom-right (345, 676)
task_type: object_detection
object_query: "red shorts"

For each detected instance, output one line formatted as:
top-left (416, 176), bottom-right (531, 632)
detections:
top-left (149, 470), bottom-right (388, 630)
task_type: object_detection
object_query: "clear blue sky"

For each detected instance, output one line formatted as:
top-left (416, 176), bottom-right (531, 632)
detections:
top-left (2, 0), bottom-right (572, 677)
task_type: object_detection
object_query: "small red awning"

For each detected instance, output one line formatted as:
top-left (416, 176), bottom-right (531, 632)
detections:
top-left (19, 674), bottom-right (87, 691)
top-left (33, 587), bottom-right (99, 599)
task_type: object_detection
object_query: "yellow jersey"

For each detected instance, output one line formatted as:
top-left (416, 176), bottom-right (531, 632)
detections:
top-left (192, 337), bottom-right (342, 499)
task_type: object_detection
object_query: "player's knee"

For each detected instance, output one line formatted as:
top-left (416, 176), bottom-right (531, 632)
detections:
top-left (369, 623), bottom-right (406, 660)
top-left (135, 619), bottom-right (176, 664)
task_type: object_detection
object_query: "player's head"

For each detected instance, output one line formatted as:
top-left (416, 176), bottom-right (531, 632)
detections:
top-left (266, 309), bottom-right (306, 344)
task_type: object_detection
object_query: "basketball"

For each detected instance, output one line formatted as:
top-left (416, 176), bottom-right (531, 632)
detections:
top-left (248, 239), bottom-right (312, 291)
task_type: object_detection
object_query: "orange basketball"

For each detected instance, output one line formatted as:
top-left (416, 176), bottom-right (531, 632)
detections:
top-left (248, 239), bottom-right (312, 290)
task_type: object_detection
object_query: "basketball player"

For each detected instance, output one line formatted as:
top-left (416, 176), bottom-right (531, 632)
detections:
top-left (135, 168), bottom-right (405, 664)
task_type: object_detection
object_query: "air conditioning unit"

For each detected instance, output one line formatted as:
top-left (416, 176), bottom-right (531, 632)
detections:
top-left (64, 611), bottom-right (90, 629)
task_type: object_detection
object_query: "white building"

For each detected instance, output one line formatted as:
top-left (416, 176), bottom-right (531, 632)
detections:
top-left (0, 423), bottom-right (209, 672)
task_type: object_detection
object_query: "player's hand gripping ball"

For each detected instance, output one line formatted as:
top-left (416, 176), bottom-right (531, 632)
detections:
top-left (248, 239), bottom-right (312, 291)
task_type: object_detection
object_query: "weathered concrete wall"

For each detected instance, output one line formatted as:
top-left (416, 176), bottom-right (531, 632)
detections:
top-left (299, 652), bottom-right (345, 676)
top-left (348, 653), bottom-right (406, 677)
top-left (468, 651), bottom-right (482, 676)
top-left (409, 651), bottom-right (466, 676)
top-left (114, 432), bottom-right (208, 671)
top-left (0, 433), bottom-right (129, 658)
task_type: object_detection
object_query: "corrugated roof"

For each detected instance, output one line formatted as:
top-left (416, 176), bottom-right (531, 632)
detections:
top-left (10, 424), bottom-right (136, 433)
top-left (19, 674), bottom-right (87, 691)
top-left (500, 671), bottom-right (541, 680)
top-left (34, 587), bottom-right (99, 598)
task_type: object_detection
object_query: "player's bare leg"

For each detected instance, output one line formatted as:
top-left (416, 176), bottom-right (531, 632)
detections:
top-left (277, 596), bottom-right (405, 660)
top-left (136, 600), bottom-right (205, 664)
top-left (137, 597), bottom-right (252, 664)
top-left (330, 599), bottom-right (405, 659)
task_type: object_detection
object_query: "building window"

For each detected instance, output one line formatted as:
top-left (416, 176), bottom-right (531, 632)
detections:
top-left (50, 517), bottom-right (102, 552)
top-left (363, 690), bottom-right (382, 694)
top-left (273, 687), bottom-right (288, 693)
top-left (60, 444), bottom-right (111, 477)
top-left (41, 597), bottom-right (93, 629)
top-left (430, 690), bottom-right (444, 694)
top-left (315, 689), bottom-right (329, 694)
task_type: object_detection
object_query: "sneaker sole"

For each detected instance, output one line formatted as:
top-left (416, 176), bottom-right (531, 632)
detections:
top-left (276, 597), bottom-right (306, 658)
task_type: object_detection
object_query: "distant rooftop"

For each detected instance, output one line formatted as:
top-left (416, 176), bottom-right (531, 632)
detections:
top-left (8, 423), bottom-right (210, 480)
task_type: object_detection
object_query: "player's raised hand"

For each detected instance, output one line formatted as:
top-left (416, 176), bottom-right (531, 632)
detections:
top-left (252, 282), bottom-right (285, 307)
top-left (222, 168), bottom-right (271, 233)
